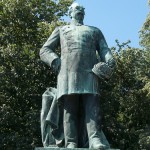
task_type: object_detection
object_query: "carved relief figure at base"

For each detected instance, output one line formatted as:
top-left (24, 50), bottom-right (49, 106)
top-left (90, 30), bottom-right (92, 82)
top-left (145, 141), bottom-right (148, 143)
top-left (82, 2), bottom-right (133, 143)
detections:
top-left (40, 2), bottom-right (115, 150)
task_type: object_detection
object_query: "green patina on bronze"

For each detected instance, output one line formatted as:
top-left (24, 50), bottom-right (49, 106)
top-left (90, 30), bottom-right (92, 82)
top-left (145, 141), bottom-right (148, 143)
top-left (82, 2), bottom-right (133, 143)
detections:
top-left (40, 7), bottom-right (115, 100)
top-left (40, 2), bottom-right (115, 150)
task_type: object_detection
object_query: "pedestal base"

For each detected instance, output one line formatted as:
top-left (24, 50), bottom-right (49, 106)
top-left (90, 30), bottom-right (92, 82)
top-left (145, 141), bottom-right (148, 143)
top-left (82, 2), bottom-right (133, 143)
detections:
top-left (35, 147), bottom-right (120, 150)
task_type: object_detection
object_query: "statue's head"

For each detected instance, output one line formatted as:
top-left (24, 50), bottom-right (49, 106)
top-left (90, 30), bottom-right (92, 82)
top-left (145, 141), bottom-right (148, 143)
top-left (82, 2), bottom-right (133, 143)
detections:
top-left (68, 2), bottom-right (85, 22)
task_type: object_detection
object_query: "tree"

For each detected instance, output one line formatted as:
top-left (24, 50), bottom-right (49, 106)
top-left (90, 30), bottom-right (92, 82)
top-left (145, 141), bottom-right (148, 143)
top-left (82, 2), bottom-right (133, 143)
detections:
top-left (1, 0), bottom-right (150, 150)
top-left (137, 1), bottom-right (150, 149)
top-left (0, 0), bottom-right (73, 149)
top-left (139, 0), bottom-right (150, 50)
top-left (101, 1), bottom-right (150, 147)
top-left (100, 40), bottom-right (150, 149)
top-left (100, 1), bottom-right (150, 149)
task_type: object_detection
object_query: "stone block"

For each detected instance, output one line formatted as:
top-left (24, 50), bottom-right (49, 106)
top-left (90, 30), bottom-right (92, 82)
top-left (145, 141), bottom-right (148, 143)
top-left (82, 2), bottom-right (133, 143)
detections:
top-left (35, 147), bottom-right (120, 150)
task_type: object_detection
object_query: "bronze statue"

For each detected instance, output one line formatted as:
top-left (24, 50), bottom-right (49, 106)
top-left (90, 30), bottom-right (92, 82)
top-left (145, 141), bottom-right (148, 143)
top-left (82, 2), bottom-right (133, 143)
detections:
top-left (40, 2), bottom-right (115, 149)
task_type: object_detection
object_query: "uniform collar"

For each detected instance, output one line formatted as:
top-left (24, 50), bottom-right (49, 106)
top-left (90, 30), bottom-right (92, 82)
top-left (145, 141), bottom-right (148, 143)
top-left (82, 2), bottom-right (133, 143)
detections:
top-left (70, 20), bottom-right (84, 26)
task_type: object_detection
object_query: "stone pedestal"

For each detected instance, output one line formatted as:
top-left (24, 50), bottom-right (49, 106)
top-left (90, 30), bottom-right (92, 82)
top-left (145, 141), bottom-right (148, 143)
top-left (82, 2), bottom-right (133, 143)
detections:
top-left (35, 147), bottom-right (120, 150)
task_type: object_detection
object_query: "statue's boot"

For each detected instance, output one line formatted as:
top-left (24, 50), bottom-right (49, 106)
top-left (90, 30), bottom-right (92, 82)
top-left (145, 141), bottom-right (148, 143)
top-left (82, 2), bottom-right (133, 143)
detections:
top-left (66, 142), bottom-right (78, 148)
top-left (82, 94), bottom-right (108, 149)
top-left (63, 95), bottom-right (79, 148)
top-left (90, 138), bottom-right (107, 150)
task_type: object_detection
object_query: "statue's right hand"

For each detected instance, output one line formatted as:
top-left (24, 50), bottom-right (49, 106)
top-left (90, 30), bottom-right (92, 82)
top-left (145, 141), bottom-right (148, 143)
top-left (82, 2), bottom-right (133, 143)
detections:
top-left (51, 58), bottom-right (61, 74)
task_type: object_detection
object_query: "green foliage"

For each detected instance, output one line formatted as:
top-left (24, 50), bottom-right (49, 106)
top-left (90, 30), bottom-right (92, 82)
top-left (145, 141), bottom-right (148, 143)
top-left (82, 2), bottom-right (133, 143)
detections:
top-left (139, 2), bottom-right (150, 49)
top-left (100, 41), bottom-right (150, 149)
top-left (0, 0), bottom-right (73, 149)
top-left (0, 0), bottom-right (150, 150)
top-left (101, 2), bottom-right (150, 148)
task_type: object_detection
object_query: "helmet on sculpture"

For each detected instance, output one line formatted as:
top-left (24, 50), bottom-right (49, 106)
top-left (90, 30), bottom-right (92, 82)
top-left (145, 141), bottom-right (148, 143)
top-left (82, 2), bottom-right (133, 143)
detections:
top-left (92, 59), bottom-right (116, 80)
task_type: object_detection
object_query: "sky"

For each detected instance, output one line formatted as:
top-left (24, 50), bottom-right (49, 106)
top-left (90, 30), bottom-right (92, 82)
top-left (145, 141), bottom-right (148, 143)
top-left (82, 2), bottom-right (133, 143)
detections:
top-left (63, 0), bottom-right (149, 48)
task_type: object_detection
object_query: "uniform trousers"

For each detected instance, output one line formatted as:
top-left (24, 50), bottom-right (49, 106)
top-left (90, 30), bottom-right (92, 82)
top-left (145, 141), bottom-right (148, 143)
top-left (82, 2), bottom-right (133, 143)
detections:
top-left (63, 94), bottom-right (101, 148)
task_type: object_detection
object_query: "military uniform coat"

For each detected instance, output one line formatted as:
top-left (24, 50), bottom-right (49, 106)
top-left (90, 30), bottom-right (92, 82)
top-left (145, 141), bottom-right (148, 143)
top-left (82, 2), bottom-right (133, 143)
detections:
top-left (40, 24), bottom-right (114, 99)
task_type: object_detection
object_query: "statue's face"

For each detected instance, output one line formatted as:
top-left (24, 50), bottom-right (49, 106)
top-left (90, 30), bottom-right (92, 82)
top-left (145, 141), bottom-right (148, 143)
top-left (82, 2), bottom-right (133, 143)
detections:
top-left (70, 5), bottom-right (85, 21)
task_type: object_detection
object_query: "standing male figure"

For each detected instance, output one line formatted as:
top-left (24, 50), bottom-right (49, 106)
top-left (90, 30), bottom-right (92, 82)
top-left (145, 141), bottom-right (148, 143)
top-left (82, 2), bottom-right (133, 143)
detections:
top-left (40, 3), bottom-right (115, 149)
